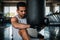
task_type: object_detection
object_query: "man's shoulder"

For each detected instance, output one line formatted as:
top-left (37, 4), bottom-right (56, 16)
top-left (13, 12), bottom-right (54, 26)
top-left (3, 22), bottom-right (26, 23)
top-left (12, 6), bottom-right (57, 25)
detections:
top-left (11, 17), bottom-right (17, 22)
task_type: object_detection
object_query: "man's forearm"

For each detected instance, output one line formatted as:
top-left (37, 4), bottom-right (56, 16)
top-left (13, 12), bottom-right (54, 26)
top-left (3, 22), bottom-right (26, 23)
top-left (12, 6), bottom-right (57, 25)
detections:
top-left (12, 23), bottom-right (30, 29)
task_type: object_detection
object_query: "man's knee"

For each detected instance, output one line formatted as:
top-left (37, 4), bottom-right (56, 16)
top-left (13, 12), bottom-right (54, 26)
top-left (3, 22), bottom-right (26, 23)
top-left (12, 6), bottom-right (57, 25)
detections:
top-left (18, 30), bottom-right (30, 40)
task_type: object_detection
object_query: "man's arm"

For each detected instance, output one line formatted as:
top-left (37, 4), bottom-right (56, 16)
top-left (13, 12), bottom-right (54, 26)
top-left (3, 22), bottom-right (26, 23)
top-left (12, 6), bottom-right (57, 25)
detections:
top-left (11, 17), bottom-right (30, 29)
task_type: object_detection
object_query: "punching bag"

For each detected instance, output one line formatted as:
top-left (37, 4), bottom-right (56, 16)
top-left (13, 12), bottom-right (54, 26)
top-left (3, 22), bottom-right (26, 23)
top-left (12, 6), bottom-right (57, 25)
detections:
top-left (27, 0), bottom-right (45, 27)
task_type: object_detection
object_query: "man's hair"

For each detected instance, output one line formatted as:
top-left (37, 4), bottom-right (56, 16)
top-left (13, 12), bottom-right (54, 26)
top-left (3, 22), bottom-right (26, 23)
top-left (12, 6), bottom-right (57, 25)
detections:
top-left (17, 2), bottom-right (26, 10)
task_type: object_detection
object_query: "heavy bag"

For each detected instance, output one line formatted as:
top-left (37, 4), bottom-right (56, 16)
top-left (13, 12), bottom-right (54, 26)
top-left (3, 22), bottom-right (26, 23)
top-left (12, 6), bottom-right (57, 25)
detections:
top-left (26, 0), bottom-right (45, 27)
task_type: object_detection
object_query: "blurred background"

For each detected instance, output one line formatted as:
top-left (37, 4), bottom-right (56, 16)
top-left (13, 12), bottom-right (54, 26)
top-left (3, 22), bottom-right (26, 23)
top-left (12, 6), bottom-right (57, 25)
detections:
top-left (0, 0), bottom-right (60, 40)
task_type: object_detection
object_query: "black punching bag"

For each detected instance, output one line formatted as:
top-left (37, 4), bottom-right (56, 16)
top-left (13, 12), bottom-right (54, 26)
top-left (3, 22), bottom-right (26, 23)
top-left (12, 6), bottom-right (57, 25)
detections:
top-left (27, 0), bottom-right (45, 27)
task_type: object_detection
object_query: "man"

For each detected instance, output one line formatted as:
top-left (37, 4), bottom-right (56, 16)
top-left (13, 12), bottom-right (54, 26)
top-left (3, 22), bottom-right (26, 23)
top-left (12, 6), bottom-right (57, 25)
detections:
top-left (11, 2), bottom-right (30, 40)
top-left (11, 2), bottom-right (44, 40)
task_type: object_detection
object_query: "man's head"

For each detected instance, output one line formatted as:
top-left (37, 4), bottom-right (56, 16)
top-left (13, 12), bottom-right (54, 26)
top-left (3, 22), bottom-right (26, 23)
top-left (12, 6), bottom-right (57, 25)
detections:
top-left (17, 2), bottom-right (26, 18)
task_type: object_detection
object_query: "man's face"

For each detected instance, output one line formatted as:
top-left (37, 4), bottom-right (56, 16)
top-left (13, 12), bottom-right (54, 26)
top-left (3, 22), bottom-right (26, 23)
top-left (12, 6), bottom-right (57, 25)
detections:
top-left (17, 6), bottom-right (26, 18)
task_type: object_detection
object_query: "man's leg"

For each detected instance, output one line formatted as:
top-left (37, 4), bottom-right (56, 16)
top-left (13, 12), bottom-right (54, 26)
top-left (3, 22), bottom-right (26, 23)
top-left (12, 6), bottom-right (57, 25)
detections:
top-left (19, 29), bottom-right (30, 40)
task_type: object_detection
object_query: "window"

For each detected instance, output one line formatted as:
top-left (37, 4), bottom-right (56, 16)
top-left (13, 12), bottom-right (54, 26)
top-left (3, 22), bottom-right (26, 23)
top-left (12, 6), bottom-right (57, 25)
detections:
top-left (54, 6), bottom-right (59, 13)
top-left (4, 6), bottom-right (17, 17)
top-left (45, 6), bottom-right (50, 16)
